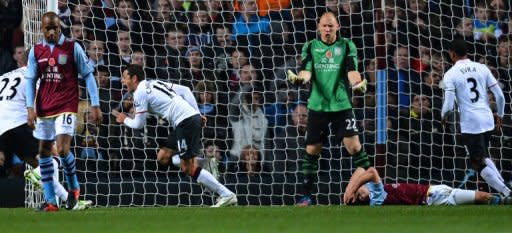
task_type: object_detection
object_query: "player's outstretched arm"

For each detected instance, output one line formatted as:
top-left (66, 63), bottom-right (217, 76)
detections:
top-left (113, 110), bottom-right (147, 129)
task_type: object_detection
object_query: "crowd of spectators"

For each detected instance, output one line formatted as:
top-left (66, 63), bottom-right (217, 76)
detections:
top-left (1, 0), bottom-right (512, 184)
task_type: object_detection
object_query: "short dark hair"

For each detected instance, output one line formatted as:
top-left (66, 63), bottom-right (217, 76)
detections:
top-left (449, 38), bottom-right (467, 57)
top-left (125, 64), bottom-right (145, 81)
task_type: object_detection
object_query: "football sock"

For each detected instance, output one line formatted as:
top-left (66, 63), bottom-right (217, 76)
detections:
top-left (39, 156), bottom-right (57, 204)
top-left (484, 158), bottom-right (504, 182)
top-left (54, 180), bottom-right (68, 202)
top-left (50, 158), bottom-right (68, 201)
top-left (353, 148), bottom-right (370, 169)
top-left (302, 153), bottom-right (319, 196)
top-left (62, 152), bottom-right (79, 191)
top-left (195, 167), bottom-right (232, 197)
top-left (481, 166), bottom-right (511, 197)
top-left (451, 189), bottom-right (475, 204)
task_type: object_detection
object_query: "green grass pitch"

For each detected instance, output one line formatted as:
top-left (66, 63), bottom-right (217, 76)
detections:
top-left (1, 206), bottom-right (511, 233)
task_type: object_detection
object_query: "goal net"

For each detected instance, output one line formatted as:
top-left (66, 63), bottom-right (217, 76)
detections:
top-left (23, 0), bottom-right (512, 207)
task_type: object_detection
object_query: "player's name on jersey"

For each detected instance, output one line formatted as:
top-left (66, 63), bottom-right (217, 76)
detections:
top-left (459, 66), bottom-right (477, 74)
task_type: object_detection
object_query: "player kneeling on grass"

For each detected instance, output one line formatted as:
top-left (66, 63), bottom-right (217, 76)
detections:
top-left (24, 156), bottom-right (93, 210)
top-left (343, 167), bottom-right (512, 206)
top-left (114, 64), bottom-right (236, 207)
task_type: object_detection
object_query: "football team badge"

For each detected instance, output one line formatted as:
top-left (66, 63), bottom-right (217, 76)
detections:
top-left (58, 54), bottom-right (68, 65)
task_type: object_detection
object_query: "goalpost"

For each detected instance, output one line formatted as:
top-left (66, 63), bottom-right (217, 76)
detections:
top-left (23, 0), bottom-right (512, 207)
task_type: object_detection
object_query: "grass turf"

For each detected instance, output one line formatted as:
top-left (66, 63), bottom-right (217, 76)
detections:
top-left (1, 206), bottom-right (511, 233)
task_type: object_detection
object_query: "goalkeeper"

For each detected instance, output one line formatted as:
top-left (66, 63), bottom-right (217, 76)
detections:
top-left (288, 12), bottom-right (371, 206)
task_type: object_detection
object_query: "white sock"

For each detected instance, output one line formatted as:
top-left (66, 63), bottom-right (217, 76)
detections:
top-left (485, 158), bottom-right (504, 182)
top-left (171, 155), bottom-right (181, 167)
top-left (452, 189), bottom-right (476, 205)
top-left (51, 158), bottom-right (68, 201)
top-left (481, 166), bottom-right (511, 196)
top-left (196, 169), bottom-right (232, 197)
top-left (54, 180), bottom-right (68, 201)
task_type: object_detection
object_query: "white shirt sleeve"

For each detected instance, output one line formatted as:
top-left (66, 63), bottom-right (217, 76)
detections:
top-left (123, 89), bottom-right (149, 129)
top-left (123, 112), bottom-right (148, 129)
top-left (485, 66), bottom-right (505, 117)
top-left (133, 89), bottom-right (148, 114)
top-left (172, 84), bottom-right (200, 112)
top-left (441, 74), bottom-right (456, 119)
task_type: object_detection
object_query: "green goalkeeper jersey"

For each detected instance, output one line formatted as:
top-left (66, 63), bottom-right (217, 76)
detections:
top-left (301, 38), bottom-right (358, 112)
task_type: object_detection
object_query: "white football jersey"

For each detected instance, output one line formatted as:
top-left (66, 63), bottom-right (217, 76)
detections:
top-left (442, 59), bottom-right (497, 134)
top-left (0, 67), bottom-right (28, 135)
top-left (132, 80), bottom-right (198, 127)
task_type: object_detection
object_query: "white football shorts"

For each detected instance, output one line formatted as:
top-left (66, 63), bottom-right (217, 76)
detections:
top-left (33, 113), bottom-right (76, 140)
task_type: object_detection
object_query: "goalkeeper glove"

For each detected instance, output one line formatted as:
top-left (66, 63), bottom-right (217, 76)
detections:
top-left (287, 70), bottom-right (304, 85)
top-left (352, 79), bottom-right (367, 93)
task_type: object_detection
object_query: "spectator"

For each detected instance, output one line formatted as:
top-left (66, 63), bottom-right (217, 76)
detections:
top-left (272, 51), bottom-right (301, 92)
top-left (205, 0), bottom-right (233, 25)
top-left (11, 44), bottom-right (24, 68)
top-left (387, 46), bottom-right (421, 109)
top-left (397, 94), bottom-right (442, 180)
top-left (238, 145), bottom-right (262, 176)
top-left (264, 83), bottom-right (297, 134)
top-left (86, 40), bottom-right (107, 67)
top-left (108, 30), bottom-right (132, 78)
top-left (273, 104), bottom-right (307, 173)
top-left (473, 1), bottom-right (502, 42)
top-left (229, 88), bottom-right (268, 159)
top-left (204, 140), bottom-right (233, 173)
top-left (76, 87), bottom-right (103, 160)
top-left (231, 0), bottom-right (271, 53)
top-left (227, 49), bottom-right (250, 94)
top-left (62, 2), bottom-right (103, 41)
top-left (187, 4), bottom-right (213, 47)
top-left (178, 46), bottom-right (214, 89)
top-left (194, 80), bottom-right (228, 141)
top-left (70, 24), bottom-right (88, 49)
top-left (212, 25), bottom-right (235, 78)
top-left (156, 26), bottom-right (187, 80)
top-left (421, 71), bottom-right (443, 114)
